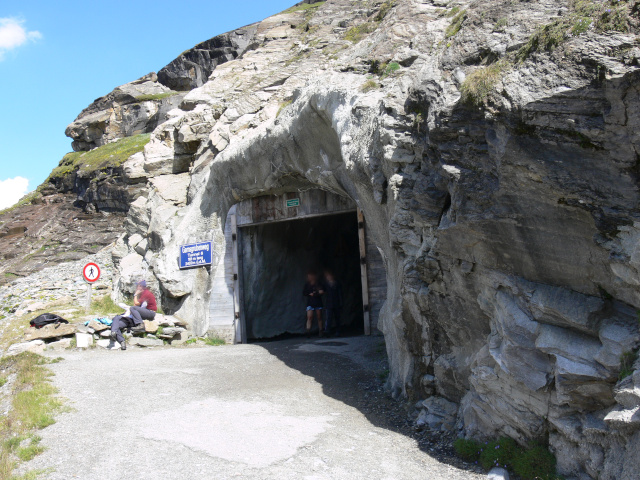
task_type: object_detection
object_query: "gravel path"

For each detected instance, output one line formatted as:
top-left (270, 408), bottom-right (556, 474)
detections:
top-left (26, 336), bottom-right (484, 480)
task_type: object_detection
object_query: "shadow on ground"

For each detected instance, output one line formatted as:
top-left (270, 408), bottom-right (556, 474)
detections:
top-left (256, 335), bottom-right (483, 475)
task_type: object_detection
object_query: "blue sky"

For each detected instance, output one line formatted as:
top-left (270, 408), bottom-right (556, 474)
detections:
top-left (0, 0), bottom-right (295, 209)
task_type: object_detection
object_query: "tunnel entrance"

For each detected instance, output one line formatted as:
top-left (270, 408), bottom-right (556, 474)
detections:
top-left (239, 211), bottom-right (364, 341)
top-left (207, 189), bottom-right (387, 344)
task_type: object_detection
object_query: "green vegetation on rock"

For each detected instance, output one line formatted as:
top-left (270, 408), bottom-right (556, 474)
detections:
top-left (46, 134), bottom-right (151, 183)
top-left (517, 0), bottom-right (636, 62)
top-left (344, 1), bottom-right (396, 43)
top-left (135, 91), bottom-right (179, 102)
top-left (445, 9), bottom-right (467, 38)
top-left (460, 60), bottom-right (509, 106)
top-left (454, 437), bottom-right (560, 480)
top-left (282, 1), bottom-right (326, 15)
top-left (89, 295), bottom-right (120, 317)
top-left (360, 79), bottom-right (379, 92)
top-left (0, 192), bottom-right (41, 216)
top-left (277, 100), bottom-right (293, 117)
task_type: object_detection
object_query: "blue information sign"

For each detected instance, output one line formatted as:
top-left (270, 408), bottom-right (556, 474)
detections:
top-left (179, 242), bottom-right (213, 269)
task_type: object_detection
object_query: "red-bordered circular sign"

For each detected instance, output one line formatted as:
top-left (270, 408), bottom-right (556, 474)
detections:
top-left (83, 263), bottom-right (101, 283)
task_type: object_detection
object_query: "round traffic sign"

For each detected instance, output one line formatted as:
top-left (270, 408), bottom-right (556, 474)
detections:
top-left (83, 263), bottom-right (101, 283)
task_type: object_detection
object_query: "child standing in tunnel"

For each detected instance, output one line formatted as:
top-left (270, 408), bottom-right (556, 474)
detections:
top-left (323, 269), bottom-right (343, 337)
top-left (303, 271), bottom-right (324, 338)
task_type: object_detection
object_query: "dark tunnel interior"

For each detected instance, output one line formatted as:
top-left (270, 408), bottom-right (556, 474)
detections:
top-left (239, 212), bottom-right (364, 340)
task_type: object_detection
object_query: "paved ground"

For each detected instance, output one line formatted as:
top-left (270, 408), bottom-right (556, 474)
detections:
top-left (26, 336), bottom-right (483, 480)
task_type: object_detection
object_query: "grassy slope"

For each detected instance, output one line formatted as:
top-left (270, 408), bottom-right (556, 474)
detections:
top-left (46, 133), bottom-right (151, 183)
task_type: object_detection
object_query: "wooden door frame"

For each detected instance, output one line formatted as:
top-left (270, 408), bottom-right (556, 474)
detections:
top-left (231, 209), bottom-right (371, 343)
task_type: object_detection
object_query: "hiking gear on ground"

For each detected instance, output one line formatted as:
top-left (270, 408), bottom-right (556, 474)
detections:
top-left (30, 313), bottom-right (69, 329)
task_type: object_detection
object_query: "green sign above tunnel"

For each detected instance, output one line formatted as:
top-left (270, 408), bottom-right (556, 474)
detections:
top-left (286, 198), bottom-right (300, 208)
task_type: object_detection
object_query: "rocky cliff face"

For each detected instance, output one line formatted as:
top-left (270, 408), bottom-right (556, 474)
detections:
top-left (3, 0), bottom-right (640, 477)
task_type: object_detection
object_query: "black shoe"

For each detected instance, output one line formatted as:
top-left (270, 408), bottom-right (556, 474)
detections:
top-left (131, 324), bottom-right (145, 334)
top-left (306, 329), bottom-right (311, 339)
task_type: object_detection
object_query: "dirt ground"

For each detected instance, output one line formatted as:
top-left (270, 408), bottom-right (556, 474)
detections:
top-left (24, 336), bottom-right (484, 480)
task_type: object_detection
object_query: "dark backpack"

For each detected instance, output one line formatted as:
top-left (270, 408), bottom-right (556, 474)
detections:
top-left (30, 313), bottom-right (69, 329)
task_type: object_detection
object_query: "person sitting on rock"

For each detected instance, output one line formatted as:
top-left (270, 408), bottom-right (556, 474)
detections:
top-left (109, 280), bottom-right (157, 350)
top-left (129, 280), bottom-right (158, 325)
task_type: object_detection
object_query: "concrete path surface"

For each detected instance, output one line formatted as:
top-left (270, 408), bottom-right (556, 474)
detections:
top-left (26, 336), bottom-right (483, 480)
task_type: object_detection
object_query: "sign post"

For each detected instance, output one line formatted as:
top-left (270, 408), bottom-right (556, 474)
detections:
top-left (82, 262), bottom-right (101, 310)
top-left (179, 242), bottom-right (213, 270)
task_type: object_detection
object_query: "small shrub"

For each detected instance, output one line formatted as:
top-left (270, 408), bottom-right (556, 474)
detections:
top-left (480, 437), bottom-right (521, 470)
top-left (383, 62), bottom-right (401, 76)
top-left (512, 444), bottom-right (557, 480)
top-left (453, 438), bottom-right (482, 461)
top-left (453, 436), bottom-right (559, 479)
top-left (620, 350), bottom-right (638, 380)
top-left (0, 377), bottom-right (7, 387)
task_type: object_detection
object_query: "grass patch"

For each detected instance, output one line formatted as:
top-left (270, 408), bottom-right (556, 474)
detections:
top-left (135, 92), bottom-right (179, 102)
top-left (89, 295), bottom-right (119, 317)
top-left (619, 349), bottom-right (638, 380)
top-left (345, 22), bottom-right (377, 43)
top-left (16, 443), bottom-right (44, 462)
top-left (277, 100), bottom-right (293, 117)
top-left (445, 9), bottom-right (467, 38)
top-left (45, 134), bottom-right (151, 184)
top-left (374, 1), bottom-right (395, 21)
top-left (281, 1), bottom-right (326, 14)
top-left (0, 192), bottom-right (41, 217)
top-left (517, 0), bottom-right (636, 62)
top-left (0, 353), bottom-right (63, 478)
top-left (184, 337), bottom-right (226, 346)
top-left (460, 60), bottom-right (509, 105)
top-left (494, 17), bottom-right (508, 32)
top-left (454, 437), bottom-right (560, 479)
top-left (344, 1), bottom-right (396, 43)
top-left (204, 337), bottom-right (226, 346)
top-left (360, 79), bottom-right (379, 92)
top-left (445, 6), bottom-right (460, 17)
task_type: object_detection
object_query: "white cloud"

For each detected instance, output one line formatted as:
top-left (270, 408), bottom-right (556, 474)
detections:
top-left (0, 177), bottom-right (30, 210)
top-left (0, 18), bottom-right (41, 60)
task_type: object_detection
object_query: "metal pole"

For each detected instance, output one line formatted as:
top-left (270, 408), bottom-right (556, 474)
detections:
top-left (85, 283), bottom-right (92, 311)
